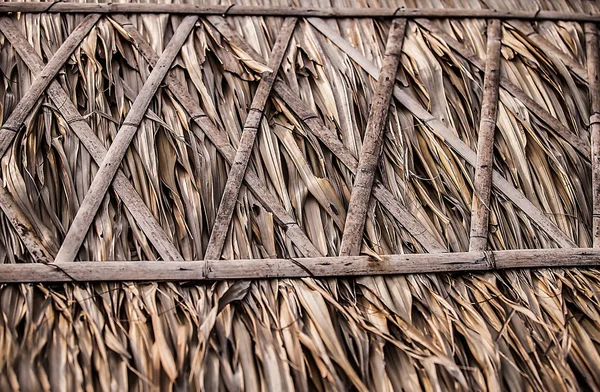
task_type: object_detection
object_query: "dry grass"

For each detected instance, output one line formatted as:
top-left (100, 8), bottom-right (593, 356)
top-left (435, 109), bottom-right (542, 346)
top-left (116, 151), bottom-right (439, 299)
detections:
top-left (0, 0), bottom-right (600, 390)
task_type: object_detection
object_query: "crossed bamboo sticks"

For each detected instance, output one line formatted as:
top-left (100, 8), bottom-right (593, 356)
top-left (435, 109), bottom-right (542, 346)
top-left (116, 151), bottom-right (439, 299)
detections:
top-left (0, 9), bottom-right (598, 281)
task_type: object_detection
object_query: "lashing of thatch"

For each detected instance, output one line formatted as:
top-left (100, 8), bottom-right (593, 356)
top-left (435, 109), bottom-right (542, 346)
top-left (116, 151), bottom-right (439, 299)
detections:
top-left (1, 0), bottom-right (600, 390)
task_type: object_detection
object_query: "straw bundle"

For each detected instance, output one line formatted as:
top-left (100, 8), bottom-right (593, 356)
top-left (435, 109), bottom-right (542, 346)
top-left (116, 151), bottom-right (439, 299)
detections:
top-left (1, 0), bottom-right (600, 390)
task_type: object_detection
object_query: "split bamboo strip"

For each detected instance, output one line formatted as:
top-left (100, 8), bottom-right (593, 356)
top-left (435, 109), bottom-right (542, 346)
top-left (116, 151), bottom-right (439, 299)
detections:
top-left (204, 18), bottom-right (297, 261)
top-left (586, 23), bottom-right (600, 247)
top-left (0, 18), bottom-right (183, 261)
top-left (111, 15), bottom-right (321, 258)
top-left (0, 186), bottom-right (53, 263)
top-left (1, 248), bottom-right (600, 283)
top-left (0, 3), bottom-right (599, 22)
top-left (207, 16), bottom-right (447, 253)
top-left (0, 14), bottom-right (101, 158)
top-left (54, 16), bottom-right (198, 263)
top-left (308, 18), bottom-right (576, 248)
top-left (415, 19), bottom-right (590, 158)
top-left (469, 20), bottom-right (503, 251)
top-left (339, 19), bottom-right (406, 256)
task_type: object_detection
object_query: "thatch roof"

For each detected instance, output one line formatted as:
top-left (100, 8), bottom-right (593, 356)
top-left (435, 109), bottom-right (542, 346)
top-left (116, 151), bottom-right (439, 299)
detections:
top-left (1, 0), bottom-right (600, 390)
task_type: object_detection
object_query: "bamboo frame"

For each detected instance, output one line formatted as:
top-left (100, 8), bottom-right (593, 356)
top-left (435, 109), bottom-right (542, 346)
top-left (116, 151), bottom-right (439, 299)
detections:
top-left (54, 16), bottom-right (199, 263)
top-left (0, 8), bottom-right (597, 282)
top-left (0, 17), bottom-right (183, 262)
top-left (308, 17), bottom-right (576, 248)
top-left (0, 3), bottom-right (598, 22)
top-left (206, 16), bottom-right (447, 253)
top-left (0, 248), bottom-right (599, 283)
top-left (110, 14), bottom-right (321, 258)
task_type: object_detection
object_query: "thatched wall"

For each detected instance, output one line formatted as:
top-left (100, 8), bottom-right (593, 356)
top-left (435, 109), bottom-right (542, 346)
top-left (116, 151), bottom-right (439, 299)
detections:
top-left (1, 0), bottom-right (600, 390)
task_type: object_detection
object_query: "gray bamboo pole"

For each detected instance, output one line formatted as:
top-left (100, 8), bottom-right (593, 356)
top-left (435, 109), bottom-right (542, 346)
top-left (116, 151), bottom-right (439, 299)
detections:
top-left (469, 20), bottom-right (503, 251)
top-left (0, 17), bottom-right (183, 261)
top-left (1, 248), bottom-right (599, 283)
top-left (207, 16), bottom-right (447, 254)
top-left (110, 15), bottom-right (321, 258)
top-left (0, 3), bottom-right (599, 22)
top-left (204, 18), bottom-right (297, 261)
top-left (54, 16), bottom-right (198, 263)
top-left (307, 17), bottom-right (576, 248)
top-left (586, 23), bottom-right (600, 247)
top-left (339, 19), bottom-right (406, 256)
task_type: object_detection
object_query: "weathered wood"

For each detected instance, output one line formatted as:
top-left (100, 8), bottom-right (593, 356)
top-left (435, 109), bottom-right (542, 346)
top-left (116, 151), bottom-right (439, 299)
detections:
top-left (586, 23), bottom-right (600, 247)
top-left (0, 18), bottom-right (183, 261)
top-left (415, 19), bottom-right (590, 159)
top-left (308, 17), bottom-right (576, 248)
top-left (204, 18), bottom-right (297, 261)
top-left (110, 15), bottom-right (321, 258)
top-left (339, 20), bottom-right (406, 256)
top-left (208, 16), bottom-right (447, 254)
top-left (0, 14), bottom-right (101, 158)
top-left (469, 20), bottom-right (503, 251)
top-left (54, 16), bottom-right (198, 263)
top-left (1, 248), bottom-right (600, 283)
top-left (0, 3), bottom-right (599, 22)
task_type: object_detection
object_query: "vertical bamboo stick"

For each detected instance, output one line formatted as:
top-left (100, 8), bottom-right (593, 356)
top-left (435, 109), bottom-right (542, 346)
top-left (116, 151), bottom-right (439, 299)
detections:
top-left (586, 23), bottom-right (600, 247)
top-left (468, 19), bottom-right (503, 251)
top-left (204, 18), bottom-right (297, 260)
top-left (54, 16), bottom-right (198, 263)
top-left (338, 19), bottom-right (406, 256)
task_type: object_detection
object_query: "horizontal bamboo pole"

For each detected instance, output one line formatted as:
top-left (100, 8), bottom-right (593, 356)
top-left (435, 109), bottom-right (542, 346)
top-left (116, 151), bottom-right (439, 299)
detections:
top-left (0, 3), bottom-right (598, 21)
top-left (0, 248), bottom-right (599, 283)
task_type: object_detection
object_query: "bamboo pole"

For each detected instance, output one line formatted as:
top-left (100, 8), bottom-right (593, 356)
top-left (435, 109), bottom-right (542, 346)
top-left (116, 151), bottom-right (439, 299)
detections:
top-left (339, 19), bottom-right (406, 256)
top-left (204, 18), bottom-right (297, 261)
top-left (207, 16), bottom-right (447, 254)
top-left (415, 19), bottom-right (590, 159)
top-left (469, 20), bottom-right (503, 251)
top-left (586, 23), bottom-right (600, 247)
top-left (307, 18), bottom-right (576, 248)
top-left (0, 17), bottom-right (183, 262)
top-left (0, 3), bottom-right (599, 22)
top-left (54, 16), bottom-right (198, 263)
top-left (0, 248), bottom-right (599, 283)
top-left (110, 15), bottom-right (321, 258)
